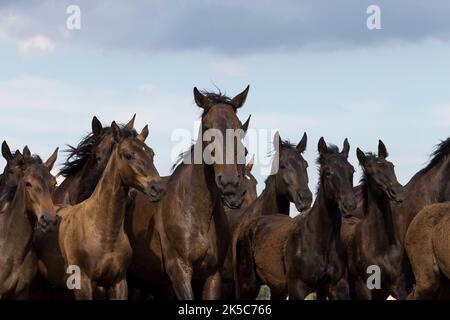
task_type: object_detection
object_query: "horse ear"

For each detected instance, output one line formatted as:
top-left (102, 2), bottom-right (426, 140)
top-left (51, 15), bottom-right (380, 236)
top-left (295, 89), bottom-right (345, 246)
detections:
top-left (15, 150), bottom-right (25, 168)
top-left (231, 85), bottom-right (250, 109)
top-left (342, 138), bottom-right (350, 159)
top-left (356, 148), bottom-right (366, 165)
top-left (2, 141), bottom-right (13, 161)
top-left (193, 87), bottom-right (212, 110)
top-left (125, 114), bottom-right (136, 129)
top-left (318, 137), bottom-right (327, 156)
top-left (273, 131), bottom-right (282, 152)
top-left (92, 116), bottom-right (103, 136)
top-left (242, 114), bottom-right (251, 134)
top-left (23, 146), bottom-right (31, 158)
top-left (246, 155), bottom-right (255, 173)
top-left (138, 125), bottom-right (149, 142)
top-left (111, 121), bottom-right (122, 142)
top-left (378, 140), bottom-right (388, 159)
top-left (45, 148), bottom-right (59, 171)
top-left (297, 132), bottom-right (307, 153)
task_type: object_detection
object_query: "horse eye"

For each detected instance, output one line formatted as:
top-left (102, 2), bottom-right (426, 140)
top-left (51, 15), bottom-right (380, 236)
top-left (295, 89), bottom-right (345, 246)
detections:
top-left (325, 171), bottom-right (332, 177)
top-left (26, 182), bottom-right (32, 188)
top-left (280, 163), bottom-right (286, 169)
top-left (124, 153), bottom-right (133, 161)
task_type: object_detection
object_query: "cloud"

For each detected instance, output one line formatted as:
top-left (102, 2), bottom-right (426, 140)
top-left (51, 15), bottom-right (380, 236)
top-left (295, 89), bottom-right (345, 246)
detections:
top-left (210, 58), bottom-right (248, 77)
top-left (0, 1), bottom-right (450, 55)
top-left (18, 34), bottom-right (55, 56)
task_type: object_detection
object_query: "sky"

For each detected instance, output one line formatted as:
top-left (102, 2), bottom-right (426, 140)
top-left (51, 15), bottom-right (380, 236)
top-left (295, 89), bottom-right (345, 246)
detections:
top-left (1, 0), bottom-right (450, 213)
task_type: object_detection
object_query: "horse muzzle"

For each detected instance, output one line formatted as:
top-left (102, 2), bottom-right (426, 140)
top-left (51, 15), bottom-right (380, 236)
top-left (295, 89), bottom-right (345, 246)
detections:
top-left (146, 181), bottom-right (166, 202)
top-left (38, 214), bottom-right (60, 233)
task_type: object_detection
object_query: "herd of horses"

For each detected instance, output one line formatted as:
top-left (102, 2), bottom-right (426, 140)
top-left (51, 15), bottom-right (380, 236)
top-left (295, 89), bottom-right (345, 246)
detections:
top-left (1, 85), bottom-right (450, 300)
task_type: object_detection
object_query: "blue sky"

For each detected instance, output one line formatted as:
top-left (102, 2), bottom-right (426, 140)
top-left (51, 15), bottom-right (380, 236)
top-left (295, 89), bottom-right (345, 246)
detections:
top-left (1, 1), bottom-right (450, 206)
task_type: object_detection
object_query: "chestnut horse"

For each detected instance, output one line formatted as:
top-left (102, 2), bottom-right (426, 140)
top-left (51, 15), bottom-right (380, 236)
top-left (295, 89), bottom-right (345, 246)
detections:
top-left (0, 148), bottom-right (59, 299)
top-left (228, 132), bottom-right (312, 299)
top-left (54, 115), bottom-right (136, 206)
top-left (343, 141), bottom-right (408, 299)
top-left (406, 202), bottom-right (450, 299)
top-left (35, 122), bottom-right (165, 299)
top-left (126, 86), bottom-right (250, 299)
top-left (234, 138), bottom-right (355, 300)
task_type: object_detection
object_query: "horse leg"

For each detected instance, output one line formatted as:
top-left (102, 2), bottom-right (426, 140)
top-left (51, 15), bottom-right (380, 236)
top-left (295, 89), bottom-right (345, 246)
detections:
top-left (288, 279), bottom-right (309, 300)
top-left (73, 272), bottom-right (94, 300)
top-left (202, 271), bottom-right (222, 300)
top-left (407, 270), bottom-right (440, 300)
top-left (354, 277), bottom-right (372, 300)
top-left (165, 258), bottom-right (194, 300)
top-left (107, 277), bottom-right (128, 300)
top-left (329, 278), bottom-right (351, 300)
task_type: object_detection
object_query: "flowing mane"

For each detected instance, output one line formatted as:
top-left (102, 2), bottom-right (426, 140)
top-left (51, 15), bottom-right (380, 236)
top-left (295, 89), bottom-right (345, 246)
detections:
top-left (59, 124), bottom-right (137, 178)
top-left (417, 137), bottom-right (450, 176)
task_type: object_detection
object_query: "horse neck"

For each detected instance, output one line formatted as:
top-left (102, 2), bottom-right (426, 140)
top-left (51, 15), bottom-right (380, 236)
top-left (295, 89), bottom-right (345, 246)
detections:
top-left (363, 178), bottom-right (398, 246)
top-left (190, 161), bottom-right (221, 215)
top-left (395, 157), bottom-right (450, 240)
top-left (54, 172), bottom-right (82, 204)
top-left (0, 183), bottom-right (33, 253)
top-left (258, 175), bottom-right (290, 216)
top-left (305, 187), bottom-right (341, 247)
top-left (88, 149), bottom-right (129, 242)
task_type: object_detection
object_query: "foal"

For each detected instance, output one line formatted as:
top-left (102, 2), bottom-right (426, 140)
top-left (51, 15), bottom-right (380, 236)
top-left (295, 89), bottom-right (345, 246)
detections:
top-left (405, 202), bottom-right (450, 299)
top-left (0, 149), bottom-right (59, 299)
top-left (36, 122), bottom-right (165, 299)
top-left (344, 141), bottom-right (407, 299)
top-left (231, 132), bottom-right (313, 299)
top-left (234, 138), bottom-right (355, 299)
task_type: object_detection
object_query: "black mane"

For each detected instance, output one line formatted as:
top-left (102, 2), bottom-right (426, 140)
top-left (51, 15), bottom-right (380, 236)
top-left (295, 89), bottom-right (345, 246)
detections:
top-left (199, 89), bottom-right (236, 117)
top-left (418, 137), bottom-right (450, 175)
top-left (59, 124), bottom-right (137, 178)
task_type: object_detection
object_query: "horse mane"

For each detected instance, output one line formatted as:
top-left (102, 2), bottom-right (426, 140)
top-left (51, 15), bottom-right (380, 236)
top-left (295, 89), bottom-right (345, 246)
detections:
top-left (199, 89), bottom-right (236, 117)
top-left (59, 124), bottom-right (137, 178)
top-left (417, 137), bottom-right (450, 176)
top-left (171, 143), bottom-right (196, 172)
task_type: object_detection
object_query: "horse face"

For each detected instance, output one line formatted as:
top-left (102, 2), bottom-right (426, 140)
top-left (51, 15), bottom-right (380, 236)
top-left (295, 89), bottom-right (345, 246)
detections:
top-left (22, 155), bottom-right (59, 233)
top-left (357, 141), bottom-right (404, 203)
top-left (275, 133), bottom-right (312, 212)
top-left (113, 122), bottom-right (165, 202)
top-left (319, 138), bottom-right (356, 217)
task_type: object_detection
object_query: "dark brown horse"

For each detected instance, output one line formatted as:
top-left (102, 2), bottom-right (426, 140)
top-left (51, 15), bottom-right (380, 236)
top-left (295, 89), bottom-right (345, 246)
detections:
top-left (126, 86), bottom-right (250, 299)
top-left (35, 122), bottom-right (165, 300)
top-left (234, 138), bottom-right (355, 300)
top-left (343, 141), bottom-right (407, 299)
top-left (1, 142), bottom-right (24, 212)
top-left (405, 202), bottom-right (450, 299)
top-left (344, 137), bottom-right (450, 300)
top-left (0, 149), bottom-right (59, 299)
top-left (229, 133), bottom-right (312, 299)
top-left (54, 115), bottom-right (136, 206)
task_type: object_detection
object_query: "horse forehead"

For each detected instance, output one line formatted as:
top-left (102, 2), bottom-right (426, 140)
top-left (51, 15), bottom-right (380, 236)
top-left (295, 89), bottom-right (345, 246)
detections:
top-left (205, 104), bottom-right (240, 127)
top-left (327, 155), bottom-right (351, 170)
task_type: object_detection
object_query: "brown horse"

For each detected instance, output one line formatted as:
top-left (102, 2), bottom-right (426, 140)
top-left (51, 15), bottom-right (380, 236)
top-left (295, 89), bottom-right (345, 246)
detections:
top-left (228, 132), bottom-right (312, 299)
top-left (234, 138), bottom-right (355, 300)
top-left (0, 148), bottom-right (59, 299)
top-left (35, 122), bottom-right (165, 299)
top-left (54, 115), bottom-right (136, 206)
top-left (343, 141), bottom-right (407, 299)
top-left (405, 202), bottom-right (450, 299)
top-left (126, 86), bottom-right (250, 300)
top-left (342, 137), bottom-right (450, 300)
top-left (1, 142), bottom-right (25, 212)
